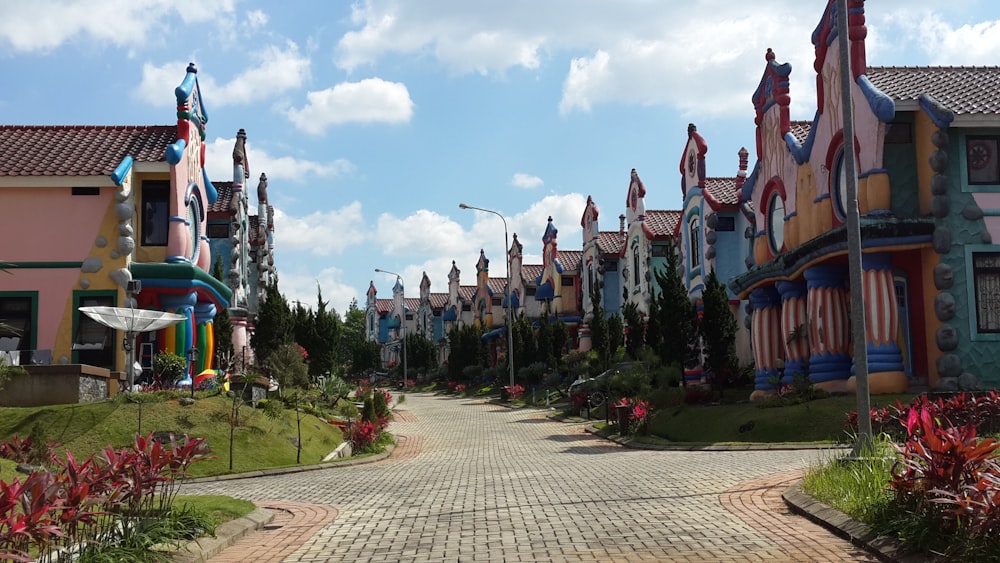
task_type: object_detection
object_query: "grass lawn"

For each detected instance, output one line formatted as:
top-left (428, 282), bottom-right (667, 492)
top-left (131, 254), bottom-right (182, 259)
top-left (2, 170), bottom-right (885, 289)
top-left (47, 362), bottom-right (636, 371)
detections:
top-left (0, 393), bottom-right (345, 477)
top-left (573, 388), bottom-right (917, 444)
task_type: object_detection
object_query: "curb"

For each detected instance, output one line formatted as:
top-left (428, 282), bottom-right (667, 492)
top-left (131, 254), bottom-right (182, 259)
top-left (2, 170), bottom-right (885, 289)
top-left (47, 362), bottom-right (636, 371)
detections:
top-left (170, 507), bottom-right (274, 563)
top-left (580, 423), bottom-right (850, 452)
top-left (782, 484), bottom-right (925, 563)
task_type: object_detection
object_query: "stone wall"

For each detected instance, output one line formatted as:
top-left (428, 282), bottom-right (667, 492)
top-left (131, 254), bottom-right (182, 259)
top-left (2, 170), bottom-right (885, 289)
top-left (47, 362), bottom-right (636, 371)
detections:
top-left (0, 365), bottom-right (122, 407)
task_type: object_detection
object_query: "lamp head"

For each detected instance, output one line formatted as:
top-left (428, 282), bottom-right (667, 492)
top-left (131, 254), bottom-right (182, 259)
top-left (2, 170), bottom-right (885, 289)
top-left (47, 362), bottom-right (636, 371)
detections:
top-left (459, 203), bottom-right (469, 209)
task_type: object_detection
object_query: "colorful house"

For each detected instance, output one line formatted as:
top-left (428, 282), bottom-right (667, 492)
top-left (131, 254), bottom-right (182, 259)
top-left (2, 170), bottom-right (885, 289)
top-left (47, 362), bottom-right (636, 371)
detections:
top-left (0, 64), bottom-right (230, 384)
top-left (208, 128), bottom-right (275, 372)
top-left (730, 0), bottom-right (1000, 397)
top-left (676, 124), bottom-right (754, 370)
top-left (620, 169), bottom-right (682, 317)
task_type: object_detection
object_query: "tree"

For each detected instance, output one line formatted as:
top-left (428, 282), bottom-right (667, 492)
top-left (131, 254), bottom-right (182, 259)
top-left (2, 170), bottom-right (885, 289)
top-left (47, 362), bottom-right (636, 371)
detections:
top-left (701, 270), bottom-right (738, 388)
top-left (649, 241), bottom-right (697, 371)
top-left (606, 313), bottom-right (624, 362)
top-left (404, 332), bottom-right (436, 375)
top-left (305, 286), bottom-right (340, 377)
top-left (587, 276), bottom-right (610, 374)
top-left (622, 302), bottom-right (645, 360)
top-left (213, 306), bottom-right (234, 360)
top-left (251, 279), bottom-right (292, 367)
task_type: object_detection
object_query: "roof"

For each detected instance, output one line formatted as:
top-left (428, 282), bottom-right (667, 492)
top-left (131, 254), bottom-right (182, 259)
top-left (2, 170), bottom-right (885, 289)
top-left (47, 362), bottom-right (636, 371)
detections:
top-left (487, 278), bottom-right (506, 294)
top-left (459, 286), bottom-right (476, 300)
top-left (703, 177), bottom-right (740, 207)
top-left (521, 264), bottom-right (543, 285)
top-left (404, 297), bottom-right (420, 311)
top-left (210, 181), bottom-right (234, 213)
top-left (597, 231), bottom-right (625, 255)
top-left (375, 299), bottom-right (393, 314)
top-left (788, 120), bottom-right (812, 143)
top-left (558, 250), bottom-right (583, 271)
top-left (429, 293), bottom-right (449, 309)
top-left (0, 125), bottom-right (176, 177)
top-left (644, 210), bottom-right (682, 238)
top-left (866, 66), bottom-right (1000, 116)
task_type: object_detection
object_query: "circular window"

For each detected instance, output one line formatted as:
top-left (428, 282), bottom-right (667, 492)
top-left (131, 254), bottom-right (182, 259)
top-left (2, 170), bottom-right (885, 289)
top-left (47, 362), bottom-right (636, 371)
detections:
top-left (768, 193), bottom-right (785, 254)
top-left (833, 149), bottom-right (856, 220)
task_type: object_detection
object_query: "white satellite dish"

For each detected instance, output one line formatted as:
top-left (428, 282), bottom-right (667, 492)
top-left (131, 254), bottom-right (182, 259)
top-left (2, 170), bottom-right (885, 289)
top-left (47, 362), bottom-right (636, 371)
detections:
top-left (78, 306), bottom-right (187, 389)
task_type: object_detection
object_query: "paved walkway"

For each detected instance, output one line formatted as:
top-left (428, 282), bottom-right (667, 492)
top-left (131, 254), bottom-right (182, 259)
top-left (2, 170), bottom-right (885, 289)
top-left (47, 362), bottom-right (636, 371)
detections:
top-left (181, 393), bottom-right (878, 562)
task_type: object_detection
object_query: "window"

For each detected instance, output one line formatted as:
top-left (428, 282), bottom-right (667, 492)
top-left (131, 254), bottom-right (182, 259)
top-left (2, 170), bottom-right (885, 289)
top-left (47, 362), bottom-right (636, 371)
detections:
top-left (462, 303), bottom-right (472, 312)
top-left (74, 294), bottom-right (115, 369)
top-left (716, 216), bottom-right (735, 232)
top-left (141, 181), bottom-right (170, 246)
top-left (651, 244), bottom-right (669, 258)
top-left (186, 189), bottom-right (202, 262)
top-left (632, 246), bottom-right (640, 285)
top-left (689, 217), bottom-right (701, 269)
top-left (967, 136), bottom-right (1000, 185)
top-left (561, 277), bottom-right (574, 287)
top-left (974, 253), bottom-right (1000, 332)
top-left (833, 149), bottom-right (857, 220)
top-left (72, 187), bottom-right (100, 196)
top-left (492, 297), bottom-right (502, 306)
top-left (885, 122), bottom-right (913, 144)
top-left (525, 287), bottom-right (537, 297)
top-left (603, 259), bottom-right (618, 272)
top-left (207, 222), bottom-right (230, 239)
top-left (0, 294), bottom-right (34, 365)
top-left (768, 193), bottom-right (785, 254)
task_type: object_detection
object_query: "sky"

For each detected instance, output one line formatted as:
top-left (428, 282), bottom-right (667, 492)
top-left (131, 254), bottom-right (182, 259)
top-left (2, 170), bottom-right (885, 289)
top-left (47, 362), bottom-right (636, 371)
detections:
top-left (2, 0), bottom-right (999, 317)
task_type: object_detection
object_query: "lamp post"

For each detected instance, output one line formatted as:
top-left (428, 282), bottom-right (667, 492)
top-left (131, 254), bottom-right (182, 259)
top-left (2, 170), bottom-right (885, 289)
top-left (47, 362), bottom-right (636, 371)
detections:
top-left (374, 268), bottom-right (407, 386)
top-left (187, 346), bottom-right (199, 398)
top-left (459, 203), bottom-right (515, 392)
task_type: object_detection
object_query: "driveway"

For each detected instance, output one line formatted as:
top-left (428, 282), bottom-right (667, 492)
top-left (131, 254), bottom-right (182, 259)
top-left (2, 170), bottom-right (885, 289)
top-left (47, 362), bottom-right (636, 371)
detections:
top-left (181, 393), bottom-right (877, 562)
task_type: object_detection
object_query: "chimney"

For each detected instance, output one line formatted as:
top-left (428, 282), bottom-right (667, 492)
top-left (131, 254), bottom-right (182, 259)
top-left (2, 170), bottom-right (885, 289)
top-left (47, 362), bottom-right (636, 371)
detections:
top-left (735, 147), bottom-right (749, 189)
top-left (619, 214), bottom-right (626, 236)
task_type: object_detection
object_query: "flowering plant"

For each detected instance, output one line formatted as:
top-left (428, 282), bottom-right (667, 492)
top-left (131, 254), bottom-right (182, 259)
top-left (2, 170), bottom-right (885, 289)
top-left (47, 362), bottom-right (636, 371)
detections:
top-left (615, 397), bottom-right (651, 434)
top-left (345, 419), bottom-right (379, 451)
top-left (507, 384), bottom-right (526, 400)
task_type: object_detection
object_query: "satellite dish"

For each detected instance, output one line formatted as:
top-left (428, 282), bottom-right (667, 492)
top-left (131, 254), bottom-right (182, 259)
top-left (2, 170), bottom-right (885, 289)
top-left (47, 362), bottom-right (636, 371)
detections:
top-left (78, 306), bottom-right (187, 390)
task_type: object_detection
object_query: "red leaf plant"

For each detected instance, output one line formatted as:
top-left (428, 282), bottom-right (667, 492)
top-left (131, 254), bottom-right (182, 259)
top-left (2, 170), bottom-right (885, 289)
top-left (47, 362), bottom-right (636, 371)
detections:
top-left (345, 419), bottom-right (379, 451)
top-left (890, 407), bottom-right (1000, 501)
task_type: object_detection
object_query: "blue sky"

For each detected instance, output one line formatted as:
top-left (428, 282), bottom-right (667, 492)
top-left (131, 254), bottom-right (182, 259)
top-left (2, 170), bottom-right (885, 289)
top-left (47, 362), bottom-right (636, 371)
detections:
top-left (2, 1), bottom-right (998, 316)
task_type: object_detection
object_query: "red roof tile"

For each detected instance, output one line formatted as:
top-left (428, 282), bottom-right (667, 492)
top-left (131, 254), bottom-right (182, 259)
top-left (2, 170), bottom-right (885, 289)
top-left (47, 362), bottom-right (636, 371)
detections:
top-left (521, 265), bottom-right (543, 285)
top-left (375, 299), bottom-right (393, 314)
top-left (459, 286), bottom-right (476, 300)
top-left (0, 125), bottom-right (176, 177)
top-left (644, 210), bottom-right (681, 238)
top-left (789, 120), bottom-right (811, 143)
top-left (866, 66), bottom-right (1000, 116)
top-left (597, 231), bottom-right (625, 254)
top-left (558, 250), bottom-right (583, 272)
top-left (704, 177), bottom-right (740, 207)
top-left (209, 181), bottom-right (234, 214)
top-left (404, 297), bottom-right (420, 311)
top-left (487, 278), bottom-right (506, 294)
top-left (429, 293), bottom-right (449, 309)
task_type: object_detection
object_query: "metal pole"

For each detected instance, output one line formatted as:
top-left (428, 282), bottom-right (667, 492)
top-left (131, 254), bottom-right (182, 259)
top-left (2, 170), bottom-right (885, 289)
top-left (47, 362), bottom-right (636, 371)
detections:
top-left (459, 203), bottom-right (515, 390)
top-left (837, 0), bottom-right (873, 455)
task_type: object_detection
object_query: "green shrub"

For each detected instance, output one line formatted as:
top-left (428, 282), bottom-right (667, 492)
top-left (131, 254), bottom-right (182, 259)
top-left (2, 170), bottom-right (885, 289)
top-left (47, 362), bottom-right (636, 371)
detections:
top-left (153, 352), bottom-right (187, 385)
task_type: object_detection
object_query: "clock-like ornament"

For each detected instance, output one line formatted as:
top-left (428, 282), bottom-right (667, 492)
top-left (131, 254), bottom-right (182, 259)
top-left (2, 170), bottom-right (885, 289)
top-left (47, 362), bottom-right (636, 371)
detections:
top-left (968, 140), bottom-right (992, 170)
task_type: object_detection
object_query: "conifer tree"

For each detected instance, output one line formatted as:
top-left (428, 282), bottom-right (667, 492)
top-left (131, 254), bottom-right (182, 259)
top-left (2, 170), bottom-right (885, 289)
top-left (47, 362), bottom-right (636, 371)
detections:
top-left (701, 270), bottom-right (738, 385)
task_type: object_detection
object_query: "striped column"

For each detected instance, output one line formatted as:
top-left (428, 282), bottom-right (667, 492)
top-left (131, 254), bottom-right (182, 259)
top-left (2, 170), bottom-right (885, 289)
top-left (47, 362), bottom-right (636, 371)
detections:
top-left (749, 286), bottom-right (783, 393)
top-left (776, 280), bottom-right (809, 383)
top-left (857, 253), bottom-right (907, 393)
top-left (804, 265), bottom-right (851, 386)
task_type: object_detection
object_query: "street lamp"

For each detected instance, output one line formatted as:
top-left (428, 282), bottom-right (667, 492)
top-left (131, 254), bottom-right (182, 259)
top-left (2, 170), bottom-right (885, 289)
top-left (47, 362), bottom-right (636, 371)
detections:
top-left (459, 203), bottom-right (515, 392)
top-left (374, 268), bottom-right (407, 385)
top-left (187, 346), bottom-right (199, 398)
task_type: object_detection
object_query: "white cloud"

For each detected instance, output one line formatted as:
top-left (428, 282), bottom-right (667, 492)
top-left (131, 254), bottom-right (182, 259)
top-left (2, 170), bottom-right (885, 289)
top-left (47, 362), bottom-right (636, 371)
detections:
top-left (246, 10), bottom-right (269, 30)
top-left (0, 0), bottom-right (235, 52)
top-left (278, 265), bottom-right (360, 318)
top-left (204, 137), bottom-right (354, 185)
top-left (512, 173), bottom-right (544, 190)
top-left (879, 11), bottom-right (1000, 65)
top-left (376, 209), bottom-right (469, 257)
top-left (287, 78), bottom-right (414, 134)
top-left (134, 42), bottom-right (310, 108)
top-left (273, 202), bottom-right (367, 256)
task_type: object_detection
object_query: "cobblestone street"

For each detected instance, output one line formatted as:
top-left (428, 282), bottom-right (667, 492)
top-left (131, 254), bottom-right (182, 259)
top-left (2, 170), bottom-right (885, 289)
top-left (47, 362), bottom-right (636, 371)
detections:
top-left (181, 393), bottom-right (877, 562)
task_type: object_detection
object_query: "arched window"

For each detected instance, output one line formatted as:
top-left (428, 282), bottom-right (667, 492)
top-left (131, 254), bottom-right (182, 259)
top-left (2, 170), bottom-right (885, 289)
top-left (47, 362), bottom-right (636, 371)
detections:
top-left (767, 192), bottom-right (785, 254)
top-left (689, 216), bottom-right (701, 269)
top-left (833, 148), bottom-right (856, 221)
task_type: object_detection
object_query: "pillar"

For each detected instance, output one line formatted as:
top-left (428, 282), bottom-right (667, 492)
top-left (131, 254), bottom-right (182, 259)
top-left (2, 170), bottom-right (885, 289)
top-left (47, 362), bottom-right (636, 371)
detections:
top-left (749, 286), bottom-right (783, 400)
top-left (804, 264), bottom-right (851, 392)
top-left (776, 280), bottom-right (809, 384)
top-left (848, 253), bottom-right (908, 393)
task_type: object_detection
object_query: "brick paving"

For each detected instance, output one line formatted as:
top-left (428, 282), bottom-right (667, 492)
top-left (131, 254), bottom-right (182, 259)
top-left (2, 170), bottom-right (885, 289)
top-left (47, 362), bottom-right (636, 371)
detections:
top-left (181, 393), bottom-right (870, 562)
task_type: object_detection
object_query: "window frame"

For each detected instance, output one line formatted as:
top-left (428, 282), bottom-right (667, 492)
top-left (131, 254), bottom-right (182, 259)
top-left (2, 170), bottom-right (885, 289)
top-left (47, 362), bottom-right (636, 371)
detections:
top-left (72, 290), bottom-right (117, 369)
top-left (965, 135), bottom-right (1000, 187)
top-left (141, 180), bottom-right (170, 247)
top-left (0, 291), bottom-right (38, 363)
top-left (688, 216), bottom-right (701, 270)
top-left (767, 192), bottom-right (785, 255)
